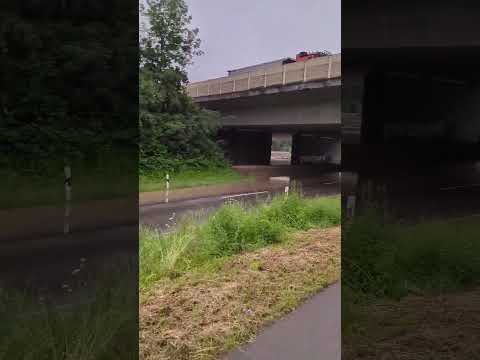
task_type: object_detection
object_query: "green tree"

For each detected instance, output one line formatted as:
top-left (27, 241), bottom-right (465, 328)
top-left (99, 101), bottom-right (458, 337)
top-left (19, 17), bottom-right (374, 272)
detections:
top-left (0, 1), bottom-right (138, 174)
top-left (141, 0), bottom-right (202, 77)
top-left (139, 0), bottom-right (225, 173)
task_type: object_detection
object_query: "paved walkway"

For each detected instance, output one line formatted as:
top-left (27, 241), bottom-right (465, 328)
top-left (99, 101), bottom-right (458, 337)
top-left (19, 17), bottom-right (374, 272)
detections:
top-left (225, 282), bottom-right (340, 360)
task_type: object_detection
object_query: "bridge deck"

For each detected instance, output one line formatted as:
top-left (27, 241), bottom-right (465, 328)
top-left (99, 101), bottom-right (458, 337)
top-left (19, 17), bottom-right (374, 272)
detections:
top-left (187, 54), bottom-right (341, 98)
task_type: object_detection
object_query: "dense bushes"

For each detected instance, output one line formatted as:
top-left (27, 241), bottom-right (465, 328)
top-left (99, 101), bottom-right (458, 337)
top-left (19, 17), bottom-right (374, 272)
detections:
top-left (139, 69), bottom-right (225, 173)
top-left (0, 2), bottom-right (138, 208)
top-left (1, 2), bottom-right (138, 175)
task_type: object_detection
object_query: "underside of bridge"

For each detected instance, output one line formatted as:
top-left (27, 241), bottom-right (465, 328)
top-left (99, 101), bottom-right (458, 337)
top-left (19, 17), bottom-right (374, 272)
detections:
top-left (198, 85), bottom-right (341, 165)
top-left (342, 0), bottom-right (480, 174)
top-left (342, 1), bottom-right (480, 215)
top-left (343, 47), bottom-right (480, 173)
top-left (218, 125), bottom-right (340, 165)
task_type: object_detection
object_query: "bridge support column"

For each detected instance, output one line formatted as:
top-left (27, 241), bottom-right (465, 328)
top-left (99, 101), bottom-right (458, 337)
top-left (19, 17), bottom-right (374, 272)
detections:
top-left (220, 128), bottom-right (272, 165)
top-left (291, 133), bottom-right (301, 165)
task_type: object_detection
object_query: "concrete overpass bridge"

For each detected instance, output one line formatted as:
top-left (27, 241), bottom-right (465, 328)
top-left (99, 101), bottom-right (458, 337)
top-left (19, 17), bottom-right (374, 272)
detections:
top-left (341, 0), bottom-right (480, 216)
top-left (342, 2), bottom-right (480, 171)
top-left (187, 54), bottom-right (341, 165)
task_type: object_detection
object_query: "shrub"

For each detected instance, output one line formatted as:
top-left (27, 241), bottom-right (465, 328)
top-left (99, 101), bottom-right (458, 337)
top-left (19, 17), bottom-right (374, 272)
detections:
top-left (200, 203), bottom-right (286, 257)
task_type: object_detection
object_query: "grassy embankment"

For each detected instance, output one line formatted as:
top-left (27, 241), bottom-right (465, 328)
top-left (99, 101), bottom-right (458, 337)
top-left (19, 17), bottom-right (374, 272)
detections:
top-left (343, 211), bottom-right (480, 359)
top-left (139, 167), bottom-right (253, 193)
top-left (140, 193), bottom-right (341, 360)
top-left (1, 161), bottom-right (136, 209)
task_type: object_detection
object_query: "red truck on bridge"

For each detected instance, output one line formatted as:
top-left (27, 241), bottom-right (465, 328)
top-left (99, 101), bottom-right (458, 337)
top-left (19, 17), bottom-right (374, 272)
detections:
top-left (295, 50), bottom-right (331, 62)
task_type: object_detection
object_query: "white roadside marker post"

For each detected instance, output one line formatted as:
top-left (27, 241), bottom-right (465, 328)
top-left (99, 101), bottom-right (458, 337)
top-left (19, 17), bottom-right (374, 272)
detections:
top-left (284, 185), bottom-right (289, 197)
top-left (347, 195), bottom-right (356, 218)
top-left (64, 165), bottom-right (72, 234)
top-left (165, 173), bottom-right (170, 203)
top-left (383, 184), bottom-right (388, 218)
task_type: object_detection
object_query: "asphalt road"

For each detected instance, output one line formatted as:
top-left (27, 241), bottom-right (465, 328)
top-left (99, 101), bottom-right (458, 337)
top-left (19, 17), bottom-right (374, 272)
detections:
top-left (225, 282), bottom-right (340, 360)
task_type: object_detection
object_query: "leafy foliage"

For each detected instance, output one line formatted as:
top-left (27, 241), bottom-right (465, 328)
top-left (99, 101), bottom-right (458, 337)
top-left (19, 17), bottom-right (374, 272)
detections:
top-left (271, 138), bottom-right (292, 152)
top-left (139, 0), bottom-right (225, 173)
top-left (0, 1), bottom-right (138, 176)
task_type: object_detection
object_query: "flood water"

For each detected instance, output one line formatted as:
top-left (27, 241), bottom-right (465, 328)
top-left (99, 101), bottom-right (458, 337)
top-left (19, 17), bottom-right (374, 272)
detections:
top-left (344, 161), bottom-right (480, 221)
top-left (140, 166), bottom-right (340, 232)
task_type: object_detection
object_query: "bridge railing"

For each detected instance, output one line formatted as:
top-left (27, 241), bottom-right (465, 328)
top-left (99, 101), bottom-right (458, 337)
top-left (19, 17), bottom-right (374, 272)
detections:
top-left (187, 53), bottom-right (341, 98)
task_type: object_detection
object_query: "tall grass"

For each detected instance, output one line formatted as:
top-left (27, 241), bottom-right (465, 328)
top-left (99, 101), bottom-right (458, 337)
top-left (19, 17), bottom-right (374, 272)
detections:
top-left (140, 223), bottom-right (197, 284)
top-left (140, 194), bottom-right (340, 291)
top-left (0, 256), bottom-right (138, 360)
top-left (343, 210), bottom-right (480, 299)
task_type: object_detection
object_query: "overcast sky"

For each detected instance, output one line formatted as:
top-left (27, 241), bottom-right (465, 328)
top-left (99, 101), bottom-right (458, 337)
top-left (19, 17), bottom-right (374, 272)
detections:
top-left (185, 0), bottom-right (340, 82)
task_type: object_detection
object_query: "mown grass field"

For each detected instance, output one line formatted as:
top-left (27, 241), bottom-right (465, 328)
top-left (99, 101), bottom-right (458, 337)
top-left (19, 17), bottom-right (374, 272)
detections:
top-left (139, 167), bottom-right (252, 193)
top-left (139, 194), bottom-right (341, 359)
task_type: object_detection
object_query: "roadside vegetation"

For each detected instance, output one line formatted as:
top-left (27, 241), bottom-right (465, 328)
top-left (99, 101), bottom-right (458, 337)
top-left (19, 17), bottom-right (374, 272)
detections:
top-left (140, 193), bottom-right (340, 290)
top-left (271, 138), bottom-right (292, 152)
top-left (0, 256), bottom-right (137, 360)
top-left (140, 0), bottom-right (230, 184)
top-left (342, 210), bottom-right (480, 359)
top-left (1, 1), bottom-right (136, 210)
top-left (139, 193), bottom-right (341, 359)
top-left (343, 210), bottom-right (480, 299)
top-left (139, 167), bottom-right (252, 193)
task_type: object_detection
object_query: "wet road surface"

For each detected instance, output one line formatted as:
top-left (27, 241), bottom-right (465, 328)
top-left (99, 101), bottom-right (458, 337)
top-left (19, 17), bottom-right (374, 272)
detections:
top-left (350, 161), bottom-right (480, 221)
top-left (140, 171), bottom-right (340, 230)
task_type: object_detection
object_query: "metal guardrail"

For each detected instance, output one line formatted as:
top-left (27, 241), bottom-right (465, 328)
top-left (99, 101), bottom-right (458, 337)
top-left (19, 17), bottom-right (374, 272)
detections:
top-left (187, 54), bottom-right (341, 98)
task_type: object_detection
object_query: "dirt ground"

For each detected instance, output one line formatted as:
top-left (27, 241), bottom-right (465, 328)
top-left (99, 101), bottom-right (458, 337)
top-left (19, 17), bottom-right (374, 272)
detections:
top-left (139, 227), bottom-right (340, 360)
top-left (343, 288), bottom-right (480, 360)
